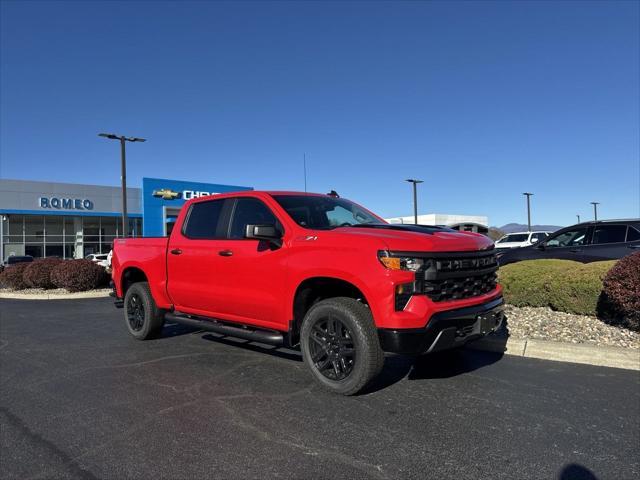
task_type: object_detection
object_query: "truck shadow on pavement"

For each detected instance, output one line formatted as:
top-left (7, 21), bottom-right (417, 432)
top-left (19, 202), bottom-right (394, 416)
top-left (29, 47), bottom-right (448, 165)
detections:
top-left (162, 318), bottom-right (511, 394)
top-left (361, 348), bottom-right (505, 394)
top-left (365, 313), bottom-right (514, 392)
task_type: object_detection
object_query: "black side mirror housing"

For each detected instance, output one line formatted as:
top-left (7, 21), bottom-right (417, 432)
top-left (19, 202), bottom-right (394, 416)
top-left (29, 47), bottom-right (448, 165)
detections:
top-left (536, 243), bottom-right (546, 250)
top-left (245, 224), bottom-right (282, 247)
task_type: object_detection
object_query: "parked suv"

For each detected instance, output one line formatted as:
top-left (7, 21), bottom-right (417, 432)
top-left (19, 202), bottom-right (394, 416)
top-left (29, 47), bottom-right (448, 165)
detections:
top-left (2, 255), bottom-right (34, 267)
top-left (111, 191), bottom-right (504, 395)
top-left (494, 231), bottom-right (551, 251)
top-left (497, 219), bottom-right (640, 265)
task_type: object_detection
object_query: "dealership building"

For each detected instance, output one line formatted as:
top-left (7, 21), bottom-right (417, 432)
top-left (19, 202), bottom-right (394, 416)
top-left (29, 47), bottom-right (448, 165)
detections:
top-left (385, 213), bottom-right (489, 234)
top-left (0, 178), bottom-right (252, 262)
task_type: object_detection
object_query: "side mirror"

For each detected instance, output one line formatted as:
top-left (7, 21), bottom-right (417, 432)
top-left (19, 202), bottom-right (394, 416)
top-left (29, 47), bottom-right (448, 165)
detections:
top-left (245, 224), bottom-right (282, 247)
top-left (536, 242), bottom-right (546, 250)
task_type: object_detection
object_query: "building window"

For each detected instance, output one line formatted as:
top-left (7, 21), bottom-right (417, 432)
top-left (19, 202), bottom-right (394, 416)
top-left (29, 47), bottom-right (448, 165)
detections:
top-left (24, 215), bottom-right (45, 257)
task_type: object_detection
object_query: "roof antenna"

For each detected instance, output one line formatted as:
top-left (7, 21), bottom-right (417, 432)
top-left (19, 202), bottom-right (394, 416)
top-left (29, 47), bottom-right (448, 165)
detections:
top-left (303, 153), bottom-right (307, 192)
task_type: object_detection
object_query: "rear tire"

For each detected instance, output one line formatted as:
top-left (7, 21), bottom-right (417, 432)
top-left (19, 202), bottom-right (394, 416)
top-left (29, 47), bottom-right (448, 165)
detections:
top-left (300, 297), bottom-right (384, 395)
top-left (124, 282), bottom-right (165, 340)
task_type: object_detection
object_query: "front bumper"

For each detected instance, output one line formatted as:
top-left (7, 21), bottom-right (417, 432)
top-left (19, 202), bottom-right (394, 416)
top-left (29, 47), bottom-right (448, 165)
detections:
top-left (378, 296), bottom-right (504, 355)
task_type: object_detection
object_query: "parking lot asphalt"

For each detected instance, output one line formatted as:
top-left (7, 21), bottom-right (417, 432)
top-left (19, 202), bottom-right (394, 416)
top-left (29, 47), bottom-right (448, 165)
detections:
top-left (0, 297), bottom-right (638, 480)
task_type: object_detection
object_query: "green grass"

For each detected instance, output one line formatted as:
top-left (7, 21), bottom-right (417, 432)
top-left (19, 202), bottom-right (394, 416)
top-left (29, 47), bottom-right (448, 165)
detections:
top-left (498, 259), bottom-right (616, 316)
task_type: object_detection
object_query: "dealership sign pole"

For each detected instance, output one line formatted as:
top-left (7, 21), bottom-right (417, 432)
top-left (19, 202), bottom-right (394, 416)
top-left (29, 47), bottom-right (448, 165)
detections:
top-left (99, 133), bottom-right (146, 237)
top-left (119, 137), bottom-right (127, 237)
top-left (523, 192), bottom-right (533, 233)
top-left (591, 202), bottom-right (600, 222)
top-left (405, 179), bottom-right (424, 225)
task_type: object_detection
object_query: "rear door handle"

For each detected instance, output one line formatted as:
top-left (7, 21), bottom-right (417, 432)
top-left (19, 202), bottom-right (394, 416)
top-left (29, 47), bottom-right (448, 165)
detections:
top-left (170, 249), bottom-right (182, 255)
top-left (569, 249), bottom-right (582, 253)
top-left (218, 250), bottom-right (233, 257)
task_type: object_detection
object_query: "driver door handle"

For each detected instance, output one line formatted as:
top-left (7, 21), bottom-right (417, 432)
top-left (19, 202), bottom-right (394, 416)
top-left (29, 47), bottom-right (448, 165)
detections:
top-left (569, 248), bottom-right (582, 253)
top-left (170, 249), bottom-right (182, 255)
top-left (218, 250), bottom-right (233, 257)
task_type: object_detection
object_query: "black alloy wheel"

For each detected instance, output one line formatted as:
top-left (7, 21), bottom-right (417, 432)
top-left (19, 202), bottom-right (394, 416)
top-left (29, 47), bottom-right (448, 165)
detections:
top-left (126, 292), bottom-right (145, 332)
top-left (308, 315), bottom-right (356, 381)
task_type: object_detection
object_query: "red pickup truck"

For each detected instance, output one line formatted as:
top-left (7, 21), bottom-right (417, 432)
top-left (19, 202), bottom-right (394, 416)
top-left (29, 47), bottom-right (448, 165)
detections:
top-left (112, 191), bottom-right (503, 395)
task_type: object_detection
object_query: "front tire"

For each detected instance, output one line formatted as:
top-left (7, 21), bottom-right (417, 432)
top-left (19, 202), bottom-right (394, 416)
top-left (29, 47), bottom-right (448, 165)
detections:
top-left (300, 297), bottom-right (384, 395)
top-left (124, 282), bottom-right (165, 340)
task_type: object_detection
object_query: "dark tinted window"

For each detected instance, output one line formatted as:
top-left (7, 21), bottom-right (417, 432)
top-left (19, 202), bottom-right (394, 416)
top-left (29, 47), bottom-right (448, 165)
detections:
top-left (183, 200), bottom-right (225, 239)
top-left (498, 234), bottom-right (529, 243)
top-left (229, 198), bottom-right (279, 239)
top-left (546, 228), bottom-right (588, 248)
top-left (626, 226), bottom-right (640, 242)
top-left (273, 195), bottom-right (379, 230)
top-left (531, 232), bottom-right (548, 243)
top-left (592, 225), bottom-right (627, 244)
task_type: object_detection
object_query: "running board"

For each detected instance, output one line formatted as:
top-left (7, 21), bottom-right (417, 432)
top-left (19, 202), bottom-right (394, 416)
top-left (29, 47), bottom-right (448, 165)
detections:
top-left (164, 312), bottom-right (284, 346)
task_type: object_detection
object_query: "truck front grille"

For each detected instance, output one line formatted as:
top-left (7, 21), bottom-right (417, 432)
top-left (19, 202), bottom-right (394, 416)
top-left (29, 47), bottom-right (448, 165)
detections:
top-left (419, 251), bottom-right (498, 302)
top-left (423, 271), bottom-right (497, 302)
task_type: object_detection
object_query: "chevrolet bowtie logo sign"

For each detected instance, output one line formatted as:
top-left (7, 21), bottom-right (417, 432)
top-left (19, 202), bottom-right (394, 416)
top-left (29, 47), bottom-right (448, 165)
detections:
top-left (152, 189), bottom-right (181, 200)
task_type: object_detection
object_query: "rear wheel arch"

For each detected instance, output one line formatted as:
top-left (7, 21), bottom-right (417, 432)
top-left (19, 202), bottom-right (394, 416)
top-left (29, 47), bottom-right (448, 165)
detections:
top-left (121, 267), bottom-right (148, 296)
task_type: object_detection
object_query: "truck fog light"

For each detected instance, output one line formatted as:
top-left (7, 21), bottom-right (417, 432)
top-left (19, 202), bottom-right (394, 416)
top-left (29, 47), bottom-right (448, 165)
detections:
top-left (394, 283), bottom-right (415, 311)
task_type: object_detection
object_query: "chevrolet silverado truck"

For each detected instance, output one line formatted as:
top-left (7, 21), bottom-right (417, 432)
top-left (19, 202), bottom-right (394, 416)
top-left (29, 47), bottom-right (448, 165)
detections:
top-left (111, 191), bottom-right (503, 395)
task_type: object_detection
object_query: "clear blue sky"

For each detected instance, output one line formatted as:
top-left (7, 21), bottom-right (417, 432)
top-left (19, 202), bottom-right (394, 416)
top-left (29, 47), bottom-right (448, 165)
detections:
top-left (1, 0), bottom-right (638, 227)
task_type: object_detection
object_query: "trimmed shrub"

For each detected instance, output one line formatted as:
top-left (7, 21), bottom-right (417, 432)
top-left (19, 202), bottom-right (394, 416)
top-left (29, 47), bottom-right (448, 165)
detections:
top-left (498, 259), bottom-right (616, 316)
top-left (0, 263), bottom-right (30, 290)
top-left (599, 253), bottom-right (640, 331)
top-left (23, 258), bottom-right (64, 289)
top-left (51, 259), bottom-right (110, 292)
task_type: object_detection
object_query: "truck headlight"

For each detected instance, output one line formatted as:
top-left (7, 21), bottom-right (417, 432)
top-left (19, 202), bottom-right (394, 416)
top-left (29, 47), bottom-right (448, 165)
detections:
top-left (378, 251), bottom-right (425, 272)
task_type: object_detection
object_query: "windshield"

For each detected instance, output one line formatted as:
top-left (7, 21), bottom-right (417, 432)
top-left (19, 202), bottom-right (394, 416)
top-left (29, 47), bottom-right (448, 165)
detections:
top-left (273, 195), bottom-right (382, 230)
top-left (497, 234), bottom-right (529, 243)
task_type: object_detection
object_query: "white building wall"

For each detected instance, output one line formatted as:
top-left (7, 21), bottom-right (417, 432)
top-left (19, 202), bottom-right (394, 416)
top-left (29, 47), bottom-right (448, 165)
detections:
top-left (385, 213), bottom-right (489, 227)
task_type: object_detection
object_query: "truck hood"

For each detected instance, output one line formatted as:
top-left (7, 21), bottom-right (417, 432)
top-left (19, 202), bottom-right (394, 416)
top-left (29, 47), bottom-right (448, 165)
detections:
top-left (323, 224), bottom-right (494, 253)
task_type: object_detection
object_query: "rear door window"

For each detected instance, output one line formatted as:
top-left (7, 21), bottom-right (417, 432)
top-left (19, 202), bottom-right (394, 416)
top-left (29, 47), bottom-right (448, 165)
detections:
top-left (592, 225), bottom-right (628, 244)
top-left (530, 233), bottom-right (547, 243)
top-left (183, 199), bottom-right (228, 239)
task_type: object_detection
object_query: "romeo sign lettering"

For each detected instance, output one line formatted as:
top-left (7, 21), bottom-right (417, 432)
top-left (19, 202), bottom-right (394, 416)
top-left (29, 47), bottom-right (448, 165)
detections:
top-left (39, 197), bottom-right (94, 210)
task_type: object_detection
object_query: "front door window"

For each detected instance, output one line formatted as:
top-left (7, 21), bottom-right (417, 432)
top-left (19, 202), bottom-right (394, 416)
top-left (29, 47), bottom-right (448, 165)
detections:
top-left (545, 228), bottom-right (588, 248)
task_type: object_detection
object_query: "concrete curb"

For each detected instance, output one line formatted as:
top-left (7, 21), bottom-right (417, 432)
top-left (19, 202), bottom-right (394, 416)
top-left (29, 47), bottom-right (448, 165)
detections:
top-left (467, 335), bottom-right (640, 371)
top-left (0, 290), bottom-right (111, 300)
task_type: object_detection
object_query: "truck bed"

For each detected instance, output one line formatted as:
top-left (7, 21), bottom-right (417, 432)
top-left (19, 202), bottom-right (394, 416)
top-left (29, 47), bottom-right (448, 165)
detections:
top-left (112, 237), bottom-right (170, 305)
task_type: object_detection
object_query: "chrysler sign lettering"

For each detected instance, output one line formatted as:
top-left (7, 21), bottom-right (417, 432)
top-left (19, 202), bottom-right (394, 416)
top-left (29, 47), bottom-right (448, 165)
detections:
top-left (39, 197), bottom-right (94, 210)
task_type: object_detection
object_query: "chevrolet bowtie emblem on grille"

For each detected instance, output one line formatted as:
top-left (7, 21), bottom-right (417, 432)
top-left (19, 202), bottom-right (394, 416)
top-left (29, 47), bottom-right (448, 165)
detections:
top-left (152, 189), bottom-right (181, 200)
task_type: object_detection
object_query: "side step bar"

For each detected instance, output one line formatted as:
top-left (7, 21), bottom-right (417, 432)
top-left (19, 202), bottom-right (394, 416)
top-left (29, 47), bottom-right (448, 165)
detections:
top-left (164, 312), bottom-right (284, 346)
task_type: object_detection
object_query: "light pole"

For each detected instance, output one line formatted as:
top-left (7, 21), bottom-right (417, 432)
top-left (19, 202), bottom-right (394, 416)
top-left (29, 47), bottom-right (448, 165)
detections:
top-left (0, 215), bottom-right (5, 264)
top-left (591, 202), bottom-right (600, 222)
top-left (405, 179), bottom-right (423, 225)
top-left (99, 133), bottom-right (146, 237)
top-left (576, 214), bottom-right (581, 223)
top-left (523, 192), bottom-right (533, 232)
